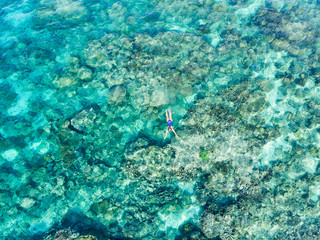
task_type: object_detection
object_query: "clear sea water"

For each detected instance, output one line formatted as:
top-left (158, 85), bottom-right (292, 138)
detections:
top-left (1, 0), bottom-right (320, 239)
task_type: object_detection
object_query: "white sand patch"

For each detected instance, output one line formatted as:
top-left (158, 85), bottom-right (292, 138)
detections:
top-left (159, 205), bottom-right (200, 230)
top-left (260, 136), bottom-right (292, 166)
top-left (7, 91), bottom-right (32, 116)
top-left (2, 149), bottom-right (18, 161)
top-left (178, 181), bottom-right (195, 194)
top-left (235, 0), bottom-right (265, 19)
top-left (30, 140), bottom-right (50, 155)
top-left (4, 10), bottom-right (35, 27)
top-left (309, 183), bottom-right (320, 202)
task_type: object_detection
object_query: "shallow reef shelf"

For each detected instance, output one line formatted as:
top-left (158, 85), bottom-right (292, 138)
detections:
top-left (1, 0), bottom-right (320, 239)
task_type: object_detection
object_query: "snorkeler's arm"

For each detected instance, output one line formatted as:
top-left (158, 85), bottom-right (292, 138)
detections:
top-left (164, 129), bottom-right (168, 139)
top-left (172, 128), bottom-right (179, 139)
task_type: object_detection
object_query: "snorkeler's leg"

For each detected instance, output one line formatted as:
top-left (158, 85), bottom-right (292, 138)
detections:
top-left (169, 108), bottom-right (172, 121)
top-left (164, 129), bottom-right (168, 139)
top-left (166, 110), bottom-right (169, 122)
top-left (172, 128), bottom-right (179, 139)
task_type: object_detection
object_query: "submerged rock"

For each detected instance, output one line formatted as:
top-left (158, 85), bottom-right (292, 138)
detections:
top-left (108, 85), bottom-right (126, 105)
top-left (45, 228), bottom-right (79, 240)
top-left (76, 236), bottom-right (97, 240)
top-left (90, 199), bottom-right (110, 215)
top-left (70, 108), bottom-right (97, 133)
top-left (53, 76), bottom-right (78, 89)
top-left (44, 228), bottom-right (97, 240)
top-left (150, 89), bottom-right (169, 107)
top-left (77, 67), bottom-right (93, 81)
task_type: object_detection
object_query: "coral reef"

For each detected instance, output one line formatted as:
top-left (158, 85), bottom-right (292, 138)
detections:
top-left (1, 0), bottom-right (320, 239)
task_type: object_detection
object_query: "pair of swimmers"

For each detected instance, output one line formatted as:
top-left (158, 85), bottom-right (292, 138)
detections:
top-left (164, 109), bottom-right (179, 139)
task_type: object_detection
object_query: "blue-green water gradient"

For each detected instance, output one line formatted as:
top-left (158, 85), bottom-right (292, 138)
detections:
top-left (1, 0), bottom-right (320, 239)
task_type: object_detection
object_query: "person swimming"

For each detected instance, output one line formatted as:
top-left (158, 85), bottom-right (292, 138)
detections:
top-left (164, 109), bottom-right (179, 139)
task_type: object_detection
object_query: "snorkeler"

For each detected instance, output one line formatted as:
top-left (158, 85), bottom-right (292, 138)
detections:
top-left (164, 109), bottom-right (179, 139)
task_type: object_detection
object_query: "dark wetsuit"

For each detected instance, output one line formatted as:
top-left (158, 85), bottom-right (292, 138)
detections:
top-left (167, 120), bottom-right (173, 130)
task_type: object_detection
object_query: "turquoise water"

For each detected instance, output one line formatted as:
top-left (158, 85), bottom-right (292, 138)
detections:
top-left (1, 0), bottom-right (320, 239)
